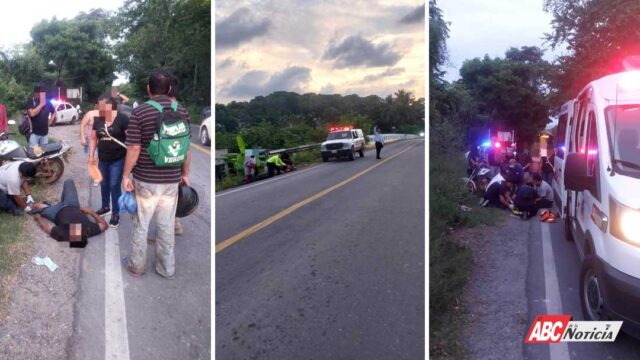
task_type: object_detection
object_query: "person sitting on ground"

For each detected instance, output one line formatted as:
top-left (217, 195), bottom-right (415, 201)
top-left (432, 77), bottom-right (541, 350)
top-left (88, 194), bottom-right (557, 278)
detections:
top-left (266, 153), bottom-right (286, 177)
top-left (31, 179), bottom-right (108, 247)
top-left (0, 161), bottom-right (37, 216)
top-left (512, 183), bottom-right (539, 220)
top-left (481, 179), bottom-right (514, 209)
top-left (532, 174), bottom-right (554, 210)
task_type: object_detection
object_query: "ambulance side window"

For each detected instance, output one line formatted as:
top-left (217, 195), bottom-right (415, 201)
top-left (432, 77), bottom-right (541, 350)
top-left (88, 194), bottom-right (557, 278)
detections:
top-left (557, 113), bottom-right (568, 159)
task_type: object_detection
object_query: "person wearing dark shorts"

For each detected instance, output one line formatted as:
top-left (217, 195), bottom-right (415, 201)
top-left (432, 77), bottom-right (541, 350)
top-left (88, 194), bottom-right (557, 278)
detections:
top-left (32, 179), bottom-right (108, 247)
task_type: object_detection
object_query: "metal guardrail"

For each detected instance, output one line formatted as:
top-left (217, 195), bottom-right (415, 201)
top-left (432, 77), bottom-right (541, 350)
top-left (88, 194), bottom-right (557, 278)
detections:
top-left (268, 143), bottom-right (321, 156)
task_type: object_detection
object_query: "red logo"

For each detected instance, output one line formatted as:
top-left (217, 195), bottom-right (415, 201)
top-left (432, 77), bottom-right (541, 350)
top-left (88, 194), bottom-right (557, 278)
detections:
top-left (525, 315), bottom-right (572, 343)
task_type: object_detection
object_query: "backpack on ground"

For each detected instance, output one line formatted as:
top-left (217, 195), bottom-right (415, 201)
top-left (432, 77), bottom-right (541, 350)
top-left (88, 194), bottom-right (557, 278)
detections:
top-left (145, 100), bottom-right (190, 167)
top-left (18, 112), bottom-right (31, 136)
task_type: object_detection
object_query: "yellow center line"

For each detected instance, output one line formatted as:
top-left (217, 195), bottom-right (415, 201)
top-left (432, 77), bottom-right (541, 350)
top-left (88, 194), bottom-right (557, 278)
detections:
top-left (215, 141), bottom-right (420, 254)
top-left (191, 142), bottom-right (211, 155)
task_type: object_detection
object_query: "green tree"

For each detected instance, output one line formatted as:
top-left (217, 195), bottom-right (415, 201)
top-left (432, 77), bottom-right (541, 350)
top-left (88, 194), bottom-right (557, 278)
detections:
top-left (30, 10), bottom-right (116, 101)
top-left (544, 0), bottom-right (640, 102)
top-left (114, 0), bottom-right (211, 105)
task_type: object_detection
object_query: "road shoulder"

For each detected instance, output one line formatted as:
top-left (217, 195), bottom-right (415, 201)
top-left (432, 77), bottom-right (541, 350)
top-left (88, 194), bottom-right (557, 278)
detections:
top-left (455, 213), bottom-right (531, 359)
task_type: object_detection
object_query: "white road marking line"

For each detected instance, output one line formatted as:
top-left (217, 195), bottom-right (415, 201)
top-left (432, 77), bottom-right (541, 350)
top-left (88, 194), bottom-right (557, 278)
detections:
top-left (105, 228), bottom-right (131, 360)
top-left (215, 163), bottom-right (329, 197)
top-left (541, 223), bottom-right (571, 359)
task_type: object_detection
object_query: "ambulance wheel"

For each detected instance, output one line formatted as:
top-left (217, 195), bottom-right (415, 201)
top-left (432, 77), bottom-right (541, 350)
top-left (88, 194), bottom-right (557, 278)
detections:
top-left (348, 147), bottom-right (355, 161)
top-left (580, 257), bottom-right (605, 321)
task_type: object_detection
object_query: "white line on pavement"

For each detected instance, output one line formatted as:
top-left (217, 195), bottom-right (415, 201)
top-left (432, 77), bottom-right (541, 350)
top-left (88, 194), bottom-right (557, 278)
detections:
top-left (105, 228), bottom-right (131, 360)
top-left (541, 223), bottom-right (571, 360)
top-left (215, 163), bottom-right (329, 197)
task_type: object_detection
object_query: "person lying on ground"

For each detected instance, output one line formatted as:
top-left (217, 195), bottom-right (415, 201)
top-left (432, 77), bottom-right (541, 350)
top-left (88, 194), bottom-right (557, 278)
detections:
top-left (532, 173), bottom-right (554, 210)
top-left (0, 161), bottom-right (37, 216)
top-left (481, 179), bottom-right (514, 209)
top-left (31, 179), bottom-right (108, 247)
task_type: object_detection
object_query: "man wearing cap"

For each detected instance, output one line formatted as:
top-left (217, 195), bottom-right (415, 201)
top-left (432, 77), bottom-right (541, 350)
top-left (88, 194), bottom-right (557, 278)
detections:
top-left (26, 85), bottom-right (56, 147)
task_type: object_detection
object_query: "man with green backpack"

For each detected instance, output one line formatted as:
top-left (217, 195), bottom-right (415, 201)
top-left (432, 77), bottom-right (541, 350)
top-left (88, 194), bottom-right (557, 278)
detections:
top-left (121, 69), bottom-right (191, 280)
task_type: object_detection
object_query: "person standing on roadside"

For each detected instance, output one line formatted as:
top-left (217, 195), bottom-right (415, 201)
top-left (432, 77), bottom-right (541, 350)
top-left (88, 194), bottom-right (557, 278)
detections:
top-left (26, 85), bottom-right (55, 147)
top-left (167, 74), bottom-right (185, 236)
top-left (374, 126), bottom-right (384, 159)
top-left (121, 69), bottom-right (191, 280)
top-left (89, 94), bottom-right (129, 228)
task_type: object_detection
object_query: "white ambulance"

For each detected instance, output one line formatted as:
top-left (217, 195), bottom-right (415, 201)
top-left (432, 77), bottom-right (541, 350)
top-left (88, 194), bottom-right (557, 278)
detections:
top-left (556, 70), bottom-right (640, 337)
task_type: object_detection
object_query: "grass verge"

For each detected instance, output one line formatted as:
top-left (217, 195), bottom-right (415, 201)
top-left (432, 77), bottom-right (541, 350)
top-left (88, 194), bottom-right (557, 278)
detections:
top-left (429, 151), bottom-right (501, 359)
top-left (0, 126), bottom-right (52, 313)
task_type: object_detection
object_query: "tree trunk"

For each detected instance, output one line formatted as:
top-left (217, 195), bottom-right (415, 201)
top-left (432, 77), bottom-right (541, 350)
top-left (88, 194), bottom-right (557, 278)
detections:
top-left (193, 63), bottom-right (198, 101)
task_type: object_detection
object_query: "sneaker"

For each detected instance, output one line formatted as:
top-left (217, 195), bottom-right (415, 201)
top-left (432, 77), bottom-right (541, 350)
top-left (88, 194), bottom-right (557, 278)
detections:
top-left (122, 258), bottom-right (144, 277)
top-left (96, 207), bottom-right (111, 217)
top-left (109, 213), bottom-right (120, 228)
top-left (511, 209), bottom-right (523, 216)
top-left (480, 199), bottom-right (490, 207)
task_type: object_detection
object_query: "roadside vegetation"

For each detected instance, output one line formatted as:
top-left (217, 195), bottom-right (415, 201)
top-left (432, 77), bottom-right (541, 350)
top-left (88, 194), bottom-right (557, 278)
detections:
top-left (0, 0), bottom-right (211, 118)
top-left (0, 129), bottom-right (50, 312)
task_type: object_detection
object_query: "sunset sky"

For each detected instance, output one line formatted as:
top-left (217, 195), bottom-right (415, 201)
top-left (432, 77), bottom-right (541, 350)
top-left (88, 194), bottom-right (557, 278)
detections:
top-left (215, 0), bottom-right (425, 104)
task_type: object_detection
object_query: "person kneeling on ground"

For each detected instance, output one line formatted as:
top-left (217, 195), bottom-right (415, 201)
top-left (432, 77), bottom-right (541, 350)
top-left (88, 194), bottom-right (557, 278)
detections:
top-left (31, 179), bottom-right (108, 247)
top-left (512, 183), bottom-right (539, 220)
top-left (266, 154), bottom-right (286, 177)
top-left (0, 161), bottom-right (37, 216)
top-left (481, 179), bottom-right (514, 209)
top-left (532, 173), bottom-right (554, 210)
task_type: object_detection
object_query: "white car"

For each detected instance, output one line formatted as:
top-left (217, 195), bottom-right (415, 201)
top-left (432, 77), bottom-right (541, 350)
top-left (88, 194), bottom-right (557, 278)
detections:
top-left (320, 127), bottom-right (365, 161)
top-left (51, 100), bottom-right (80, 125)
top-left (199, 116), bottom-right (211, 146)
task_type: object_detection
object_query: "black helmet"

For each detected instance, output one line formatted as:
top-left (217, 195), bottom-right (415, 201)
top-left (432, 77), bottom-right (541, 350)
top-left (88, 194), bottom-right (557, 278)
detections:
top-left (176, 184), bottom-right (199, 218)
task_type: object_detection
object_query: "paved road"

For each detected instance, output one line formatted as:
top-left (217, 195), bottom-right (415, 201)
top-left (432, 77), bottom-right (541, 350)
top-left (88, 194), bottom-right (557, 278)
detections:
top-left (525, 219), bottom-right (640, 359)
top-left (216, 140), bottom-right (425, 359)
top-left (70, 142), bottom-right (211, 359)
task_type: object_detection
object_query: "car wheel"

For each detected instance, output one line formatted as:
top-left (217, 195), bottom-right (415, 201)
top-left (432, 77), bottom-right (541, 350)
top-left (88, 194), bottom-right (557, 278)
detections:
top-left (580, 257), bottom-right (605, 321)
top-left (200, 128), bottom-right (211, 146)
top-left (71, 116), bottom-right (77, 124)
top-left (322, 156), bottom-right (328, 162)
top-left (349, 147), bottom-right (355, 161)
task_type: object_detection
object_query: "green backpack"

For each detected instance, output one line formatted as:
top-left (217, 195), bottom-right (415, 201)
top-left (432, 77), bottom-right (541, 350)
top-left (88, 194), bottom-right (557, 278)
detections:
top-left (145, 100), bottom-right (190, 167)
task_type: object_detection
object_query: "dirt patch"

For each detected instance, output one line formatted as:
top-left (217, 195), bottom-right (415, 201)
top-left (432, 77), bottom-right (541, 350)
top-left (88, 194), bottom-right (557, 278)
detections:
top-left (453, 213), bottom-right (531, 360)
top-left (0, 123), bottom-right (89, 359)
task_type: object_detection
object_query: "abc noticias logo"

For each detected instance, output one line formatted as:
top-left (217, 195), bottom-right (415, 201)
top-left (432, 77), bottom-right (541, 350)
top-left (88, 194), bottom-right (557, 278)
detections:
top-left (525, 315), bottom-right (623, 343)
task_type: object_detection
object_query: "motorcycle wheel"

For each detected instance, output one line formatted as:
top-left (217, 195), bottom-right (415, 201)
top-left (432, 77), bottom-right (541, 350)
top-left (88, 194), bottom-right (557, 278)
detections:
top-left (41, 158), bottom-right (65, 184)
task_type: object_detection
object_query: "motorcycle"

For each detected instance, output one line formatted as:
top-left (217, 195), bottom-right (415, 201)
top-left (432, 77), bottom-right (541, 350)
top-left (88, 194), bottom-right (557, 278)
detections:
top-left (0, 126), bottom-right (70, 184)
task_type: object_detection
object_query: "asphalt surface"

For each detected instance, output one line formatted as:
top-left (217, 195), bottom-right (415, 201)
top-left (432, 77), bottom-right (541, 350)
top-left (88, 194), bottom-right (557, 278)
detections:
top-left (70, 139), bottom-right (211, 360)
top-left (216, 140), bottom-right (425, 359)
top-left (525, 219), bottom-right (640, 359)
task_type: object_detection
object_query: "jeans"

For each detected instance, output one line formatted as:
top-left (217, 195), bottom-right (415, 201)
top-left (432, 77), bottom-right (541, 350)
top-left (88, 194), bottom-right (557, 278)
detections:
top-left (543, 172), bottom-right (553, 186)
top-left (267, 163), bottom-right (281, 177)
top-left (0, 189), bottom-right (18, 212)
top-left (129, 179), bottom-right (179, 277)
top-left (98, 157), bottom-right (125, 213)
top-left (29, 134), bottom-right (48, 147)
top-left (41, 179), bottom-right (80, 222)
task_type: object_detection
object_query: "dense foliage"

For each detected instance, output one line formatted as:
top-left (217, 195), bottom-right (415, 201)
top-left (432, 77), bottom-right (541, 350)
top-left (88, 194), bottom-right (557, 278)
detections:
top-left (215, 90), bottom-right (425, 151)
top-left (0, 0), bottom-right (211, 116)
top-left (544, 0), bottom-right (640, 104)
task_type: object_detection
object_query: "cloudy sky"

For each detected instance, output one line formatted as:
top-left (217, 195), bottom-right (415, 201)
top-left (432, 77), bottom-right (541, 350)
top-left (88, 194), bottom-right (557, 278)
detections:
top-left (439, 0), bottom-right (567, 83)
top-left (0, 0), bottom-right (126, 83)
top-left (215, 0), bottom-right (425, 104)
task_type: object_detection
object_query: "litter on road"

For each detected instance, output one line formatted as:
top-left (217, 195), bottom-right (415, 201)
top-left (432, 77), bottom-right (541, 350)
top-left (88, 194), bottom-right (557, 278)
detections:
top-left (32, 256), bottom-right (58, 272)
